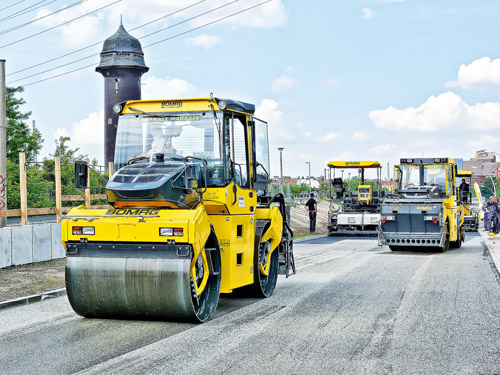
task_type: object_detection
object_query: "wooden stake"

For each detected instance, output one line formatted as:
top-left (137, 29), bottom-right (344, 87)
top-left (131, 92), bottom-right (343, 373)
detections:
top-left (108, 161), bottom-right (114, 177)
top-left (55, 157), bottom-right (62, 223)
top-left (84, 158), bottom-right (90, 209)
top-left (19, 152), bottom-right (27, 226)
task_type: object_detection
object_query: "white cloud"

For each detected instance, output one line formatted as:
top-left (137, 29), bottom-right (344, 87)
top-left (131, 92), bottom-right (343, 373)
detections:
top-left (447, 57), bottom-right (500, 89)
top-left (351, 131), bottom-right (371, 141)
top-left (197, 0), bottom-right (288, 29)
top-left (361, 8), bottom-right (376, 19)
top-left (369, 91), bottom-right (500, 132)
top-left (142, 76), bottom-right (197, 99)
top-left (315, 131), bottom-right (341, 143)
top-left (186, 34), bottom-right (221, 49)
top-left (36, 3), bottom-right (105, 46)
top-left (468, 135), bottom-right (500, 152)
top-left (270, 75), bottom-right (298, 92)
top-left (255, 99), bottom-right (296, 141)
top-left (35, 0), bottom-right (288, 47)
top-left (54, 110), bottom-right (105, 162)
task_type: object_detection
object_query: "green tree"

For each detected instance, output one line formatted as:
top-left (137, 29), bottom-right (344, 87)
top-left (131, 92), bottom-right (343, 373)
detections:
top-left (43, 136), bottom-right (106, 206)
top-left (6, 160), bottom-right (52, 209)
top-left (481, 177), bottom-right (499, 200)
top-left (6, 86), bottom-right (43, 163)
top-left (43, 136), bottom-right (86, 197)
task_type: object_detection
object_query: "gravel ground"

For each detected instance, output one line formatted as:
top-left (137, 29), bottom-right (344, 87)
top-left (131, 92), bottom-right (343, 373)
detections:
top-left (0, 259), bottom-right (65, 302)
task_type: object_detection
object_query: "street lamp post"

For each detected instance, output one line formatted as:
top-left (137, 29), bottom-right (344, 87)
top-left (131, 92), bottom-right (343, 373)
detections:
top-left (278, 147), bottom-right (284, 194)
top-left (305, 162), bottom-right (311, 194)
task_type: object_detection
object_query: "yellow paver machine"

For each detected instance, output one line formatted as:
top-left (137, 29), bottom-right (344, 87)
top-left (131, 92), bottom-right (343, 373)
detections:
top-left (327, 161), bottom-right (384, 236)
top-left (61, 96), bottom-right (295, 322)
top-left (379, 157), bottom-right (465, 252)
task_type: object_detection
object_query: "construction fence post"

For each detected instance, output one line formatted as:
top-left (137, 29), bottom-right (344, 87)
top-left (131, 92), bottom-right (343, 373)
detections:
top-left (19, 152), bottom-right (27, 226)
top-left (108, 161), bottom-right (114, 177)
top-left (0, 60), bottom-right (7, 227)
top-left (55, 157), bottom-right (62, 223)
top-left (84, 158), bottom-right (90, 208)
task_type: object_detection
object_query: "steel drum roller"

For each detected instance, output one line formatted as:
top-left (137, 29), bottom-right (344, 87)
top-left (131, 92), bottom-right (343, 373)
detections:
top-left (66, 250), bottom-right (220, 322)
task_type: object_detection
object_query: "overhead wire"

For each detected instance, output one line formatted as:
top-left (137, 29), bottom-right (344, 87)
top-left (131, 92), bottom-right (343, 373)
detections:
top-left (20, 0), bottom-right (271, 87)
top-left (0, 0), bottom-right (51, 22)
top-left (0, 0), bottom-right (59, 23)
top-left (0, 0), bottom-right (121, 49)
top-left (0, 0), bottom-right (87, 36)
top-left (143, 1), bottom-right (270, 49)
top-left (7, 0), bottom-right (206, 77)
top-left (0, 0), bottom-right (28, 13)
top-left (8, 0), bottom-right (237, 84)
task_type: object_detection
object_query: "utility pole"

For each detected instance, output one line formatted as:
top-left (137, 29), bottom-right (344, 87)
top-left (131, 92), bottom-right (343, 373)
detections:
top-left (0, 60), bottom-right (6, 227)
top-left (305, 161), bottom-right (311, 193)
top-left (278, 147), bottom-right (284, 194)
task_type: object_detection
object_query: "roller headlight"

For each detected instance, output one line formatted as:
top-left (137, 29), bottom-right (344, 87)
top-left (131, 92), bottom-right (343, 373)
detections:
top-left (218, 100), bottom-right (226, 110)
top-left (159, 228), bottom-right (184, 237)
top-left (159, 228), bottom-right (173, 236)
top-left (113, 103), bottom-right (122, 114)
top-left (73, 226), bottom-right (95, 235)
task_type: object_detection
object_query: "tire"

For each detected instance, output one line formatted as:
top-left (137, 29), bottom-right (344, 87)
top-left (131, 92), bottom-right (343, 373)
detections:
top-left (239, 238), bottom-right (279, 298)
top-left (441, 224), bottom-right (450, 253)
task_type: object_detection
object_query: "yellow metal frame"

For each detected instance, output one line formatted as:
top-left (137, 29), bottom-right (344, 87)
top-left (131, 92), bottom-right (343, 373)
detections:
top-left (327, 161), bottom-right (381, 169)
top-left (457, 170), bottom-right (472, 177)
top-left (358, 184), bottom-right (372, 204)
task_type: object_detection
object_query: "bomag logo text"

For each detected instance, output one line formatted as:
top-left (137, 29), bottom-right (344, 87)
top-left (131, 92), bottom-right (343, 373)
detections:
top-left (161, 101), bottom-right (182, 108)
top-left (106, 209), bottom-right (160, 216)
top-left (346, 162), bottom-right (360, 166)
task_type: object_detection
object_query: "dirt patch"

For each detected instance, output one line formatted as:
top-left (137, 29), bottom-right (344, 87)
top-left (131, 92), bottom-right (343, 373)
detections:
top-left (289, 200), bottom-right (330, 236)
top-left (0, 259), bottom-right (66, 302)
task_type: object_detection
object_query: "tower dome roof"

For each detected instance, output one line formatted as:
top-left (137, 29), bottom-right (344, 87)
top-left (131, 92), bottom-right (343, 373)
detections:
top-left (96, 20), bottom-right (149, 72)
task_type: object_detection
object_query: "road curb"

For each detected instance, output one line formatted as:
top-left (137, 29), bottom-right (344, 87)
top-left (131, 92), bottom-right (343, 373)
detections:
top-left (295, 234), bottom-right (327, 243)
top-left (479, 231), bottom-right (500, 273)
top-left (0, 288), bottom-right (66, 311)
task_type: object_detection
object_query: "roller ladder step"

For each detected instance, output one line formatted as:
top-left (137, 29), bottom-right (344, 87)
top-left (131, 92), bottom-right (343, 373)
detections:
top-left (205, 247), bottom-right (220, 275)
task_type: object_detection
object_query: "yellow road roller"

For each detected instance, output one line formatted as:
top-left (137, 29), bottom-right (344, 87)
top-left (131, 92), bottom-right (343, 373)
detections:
top-left (61, 96), bottom-right (295, 322)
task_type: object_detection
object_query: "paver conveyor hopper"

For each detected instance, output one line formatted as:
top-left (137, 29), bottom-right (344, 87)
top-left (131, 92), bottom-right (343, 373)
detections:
top-left (61, 96), bottom-right (295, 322)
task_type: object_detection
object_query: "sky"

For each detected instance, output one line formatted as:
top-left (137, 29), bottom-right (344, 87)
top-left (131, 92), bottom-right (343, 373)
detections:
top-left (2, 0), bottom-right (500, 180)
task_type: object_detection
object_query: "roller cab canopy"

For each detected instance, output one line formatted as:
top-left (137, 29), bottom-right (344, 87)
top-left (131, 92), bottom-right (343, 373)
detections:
top-left (327, 161), bottom-right (381, 169)
top-left (457, 170), bottom-right (472, 177)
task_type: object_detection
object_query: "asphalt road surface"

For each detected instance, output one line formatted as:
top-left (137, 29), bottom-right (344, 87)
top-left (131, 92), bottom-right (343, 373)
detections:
top-left (1, 234), bottom-right (499, 375)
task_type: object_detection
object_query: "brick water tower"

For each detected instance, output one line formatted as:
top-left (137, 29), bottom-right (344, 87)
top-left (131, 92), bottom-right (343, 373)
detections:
top-left (96, 18), bottom-right (149, 167)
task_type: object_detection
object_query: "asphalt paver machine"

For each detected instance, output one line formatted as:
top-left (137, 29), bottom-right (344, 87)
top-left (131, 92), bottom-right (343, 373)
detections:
top-left (379, 157), bottom-right (465, 252)
top-left (61, 96), bottom-right (295, 322)
top-left (327, 161), bottom-right (384, 236)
